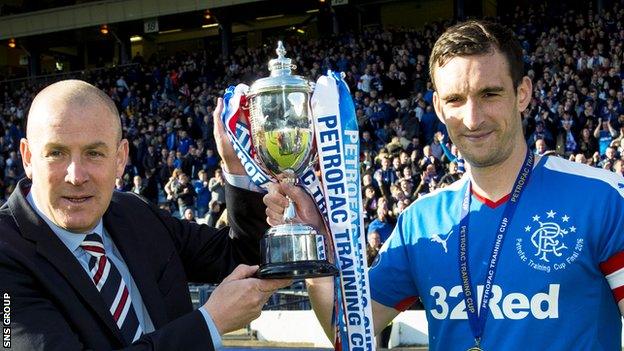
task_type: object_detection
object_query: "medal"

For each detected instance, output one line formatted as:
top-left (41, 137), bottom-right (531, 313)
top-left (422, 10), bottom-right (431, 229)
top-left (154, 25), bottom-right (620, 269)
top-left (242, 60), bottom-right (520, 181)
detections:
top-left (458, 149), bottom-right (534, 350)
top-left (466, 337), bottom-right (483, 351)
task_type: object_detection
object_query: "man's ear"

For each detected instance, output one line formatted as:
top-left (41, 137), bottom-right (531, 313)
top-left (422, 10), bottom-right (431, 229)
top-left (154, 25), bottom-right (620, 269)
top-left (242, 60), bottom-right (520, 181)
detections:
top-left (19, 138), bottom-right (33, 179)
top-left (115, 139), bottom-right (129, 179)
top-left (517, 76), bottom-right (533, 112)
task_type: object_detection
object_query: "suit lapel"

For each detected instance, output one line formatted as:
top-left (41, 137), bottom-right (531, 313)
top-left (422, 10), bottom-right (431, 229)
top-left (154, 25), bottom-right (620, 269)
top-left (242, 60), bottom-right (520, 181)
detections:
top-left (8, 179), bottom-right (125, 344)
top-left (103, 201), bottom-right (169, 329)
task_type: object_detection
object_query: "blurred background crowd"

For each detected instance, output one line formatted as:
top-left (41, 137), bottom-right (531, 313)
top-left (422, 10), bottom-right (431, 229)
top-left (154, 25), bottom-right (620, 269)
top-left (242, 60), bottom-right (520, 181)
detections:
top-left (1, 0), bottom-right (623, 264)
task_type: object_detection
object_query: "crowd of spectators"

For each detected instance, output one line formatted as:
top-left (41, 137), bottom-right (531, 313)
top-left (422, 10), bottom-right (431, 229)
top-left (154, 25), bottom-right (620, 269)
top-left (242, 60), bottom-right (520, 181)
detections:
top-left (0, 1), bottom-right (623, 244)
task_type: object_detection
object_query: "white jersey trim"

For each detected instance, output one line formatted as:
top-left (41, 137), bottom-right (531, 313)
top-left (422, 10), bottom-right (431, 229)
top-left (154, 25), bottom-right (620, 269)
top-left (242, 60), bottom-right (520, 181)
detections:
top-left (543, 157), bottom-right (624, 197)
top-left (606, 267), bottom-right (624, 290)
top-left (401, 174), bottom-right (468, 214)
top-left (416, 174), bottom-right (467, 201)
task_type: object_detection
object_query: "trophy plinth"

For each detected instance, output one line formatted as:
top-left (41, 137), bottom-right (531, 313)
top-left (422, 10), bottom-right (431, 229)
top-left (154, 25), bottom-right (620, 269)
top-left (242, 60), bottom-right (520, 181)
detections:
top-left (248, 41), bottom-right (338, 279)
top-left (257, 223), bottom-right (337, 279)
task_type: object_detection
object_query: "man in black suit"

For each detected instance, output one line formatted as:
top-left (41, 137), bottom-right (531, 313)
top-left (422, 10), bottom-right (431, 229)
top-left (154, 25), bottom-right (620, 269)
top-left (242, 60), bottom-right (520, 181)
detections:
top-left (0, 79), bottom-right (289, 350)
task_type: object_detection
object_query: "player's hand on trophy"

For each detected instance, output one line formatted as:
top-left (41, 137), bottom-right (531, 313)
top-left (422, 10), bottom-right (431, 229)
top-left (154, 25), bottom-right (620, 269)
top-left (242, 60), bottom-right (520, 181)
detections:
top-left (204, 264), bottom-right (292, 335)
top-left (213, 97), bottom-right (245, 175)
top-left (264, 182), bottom-right (324, 230)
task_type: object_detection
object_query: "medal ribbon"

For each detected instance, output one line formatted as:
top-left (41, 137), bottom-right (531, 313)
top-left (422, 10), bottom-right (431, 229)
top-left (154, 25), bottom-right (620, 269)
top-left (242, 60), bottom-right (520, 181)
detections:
top-left (458, 149), bottom-right (534, 348)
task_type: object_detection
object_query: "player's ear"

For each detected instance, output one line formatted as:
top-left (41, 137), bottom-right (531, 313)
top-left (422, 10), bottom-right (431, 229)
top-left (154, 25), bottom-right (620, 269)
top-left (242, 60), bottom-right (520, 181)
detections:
top-left (517, 76), bottom-right (532, 112)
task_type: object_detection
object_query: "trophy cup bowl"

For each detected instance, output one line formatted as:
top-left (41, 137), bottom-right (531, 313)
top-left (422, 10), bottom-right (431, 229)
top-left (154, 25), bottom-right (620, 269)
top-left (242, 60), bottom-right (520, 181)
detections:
top-left (247, 41), bottom-right (338, 279)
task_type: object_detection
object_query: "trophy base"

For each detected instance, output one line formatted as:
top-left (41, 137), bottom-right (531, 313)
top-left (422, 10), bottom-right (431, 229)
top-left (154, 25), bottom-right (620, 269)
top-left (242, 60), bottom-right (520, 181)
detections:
top-left (257, 260), bottom-right (338, 279)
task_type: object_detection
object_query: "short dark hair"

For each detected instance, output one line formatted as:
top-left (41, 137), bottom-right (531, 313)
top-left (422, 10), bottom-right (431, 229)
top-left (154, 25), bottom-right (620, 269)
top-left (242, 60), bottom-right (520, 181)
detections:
top-left (429, 20), bottom-right (524, 91)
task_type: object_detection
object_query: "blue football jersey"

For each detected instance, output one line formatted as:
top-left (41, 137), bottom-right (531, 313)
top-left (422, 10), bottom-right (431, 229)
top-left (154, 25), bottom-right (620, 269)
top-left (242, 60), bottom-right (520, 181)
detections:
top-left (369, 156), bottom-right (624, 350)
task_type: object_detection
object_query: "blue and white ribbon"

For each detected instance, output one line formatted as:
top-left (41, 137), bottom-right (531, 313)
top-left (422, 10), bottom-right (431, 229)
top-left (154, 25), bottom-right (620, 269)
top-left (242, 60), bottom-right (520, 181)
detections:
top-left (312, 71), bottom-right (375, 351)
top-left (221, 84), bottom-right (273, 190)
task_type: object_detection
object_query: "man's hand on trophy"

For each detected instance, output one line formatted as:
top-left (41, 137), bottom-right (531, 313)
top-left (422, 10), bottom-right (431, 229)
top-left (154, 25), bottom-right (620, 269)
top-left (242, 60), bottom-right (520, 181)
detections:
top-left (264, 183), bottom-right (324, 230)
top-left (213, 97), bottom-right (246, 175)
top-left (204, 264), bottom-right (292, 335)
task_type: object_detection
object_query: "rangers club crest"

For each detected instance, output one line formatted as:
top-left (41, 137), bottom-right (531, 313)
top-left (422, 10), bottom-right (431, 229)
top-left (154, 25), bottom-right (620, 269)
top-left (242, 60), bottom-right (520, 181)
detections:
top-left (515, 210), bottom-right (584, 273)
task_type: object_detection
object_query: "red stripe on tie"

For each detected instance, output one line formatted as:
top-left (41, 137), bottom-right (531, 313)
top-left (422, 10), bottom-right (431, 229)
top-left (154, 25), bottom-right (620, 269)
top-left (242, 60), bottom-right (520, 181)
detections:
top-left (93, 256), bottom-right (107, 285)
top-left (82, 245), bottom-right (105, 254)
top-left (613, 285), bottom-right (624, 303)
top-left (600, 251), bottom-right (624, 276)
top-left (113, 287), bottom-right (129, 321)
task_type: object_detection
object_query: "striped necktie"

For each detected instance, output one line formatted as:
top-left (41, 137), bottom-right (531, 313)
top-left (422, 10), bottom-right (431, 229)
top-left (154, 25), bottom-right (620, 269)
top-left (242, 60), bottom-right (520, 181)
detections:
top-left (81, 234), bottom-right (143, 343)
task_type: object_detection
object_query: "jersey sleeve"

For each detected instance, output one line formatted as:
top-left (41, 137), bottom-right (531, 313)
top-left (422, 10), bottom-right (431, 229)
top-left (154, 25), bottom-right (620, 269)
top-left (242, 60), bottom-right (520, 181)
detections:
top-left (597, 182), bottom-right (624, 303)
top-left (600, 251), bottom-right (624, 302)
top-left (369, 211), bottom-right (419, 311)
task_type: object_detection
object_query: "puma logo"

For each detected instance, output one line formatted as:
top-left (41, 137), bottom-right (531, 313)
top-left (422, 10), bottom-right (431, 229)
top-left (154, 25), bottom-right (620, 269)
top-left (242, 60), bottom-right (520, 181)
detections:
top-left (431, 229), bottom-right (454, 253)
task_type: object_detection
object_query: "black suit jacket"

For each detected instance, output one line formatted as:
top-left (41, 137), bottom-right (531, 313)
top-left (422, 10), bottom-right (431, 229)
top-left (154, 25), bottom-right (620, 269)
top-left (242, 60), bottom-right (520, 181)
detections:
top-left (0, 178), bottom-right (268, 350)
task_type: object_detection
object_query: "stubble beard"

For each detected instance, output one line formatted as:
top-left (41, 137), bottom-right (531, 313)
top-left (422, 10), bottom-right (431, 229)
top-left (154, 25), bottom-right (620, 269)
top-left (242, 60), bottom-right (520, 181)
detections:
top-left (455, 124), bottom-right (519, 170)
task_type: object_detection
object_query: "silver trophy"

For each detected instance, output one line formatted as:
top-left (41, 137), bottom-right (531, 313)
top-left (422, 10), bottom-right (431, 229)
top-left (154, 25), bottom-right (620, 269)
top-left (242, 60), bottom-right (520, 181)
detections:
top-left (247, 41), bottom-right (338, 279)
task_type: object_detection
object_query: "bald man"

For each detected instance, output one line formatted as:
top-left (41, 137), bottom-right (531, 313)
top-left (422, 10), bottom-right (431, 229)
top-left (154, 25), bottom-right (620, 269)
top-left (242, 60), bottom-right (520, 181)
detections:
top-left (1, 80), bottom-right (289, 350)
